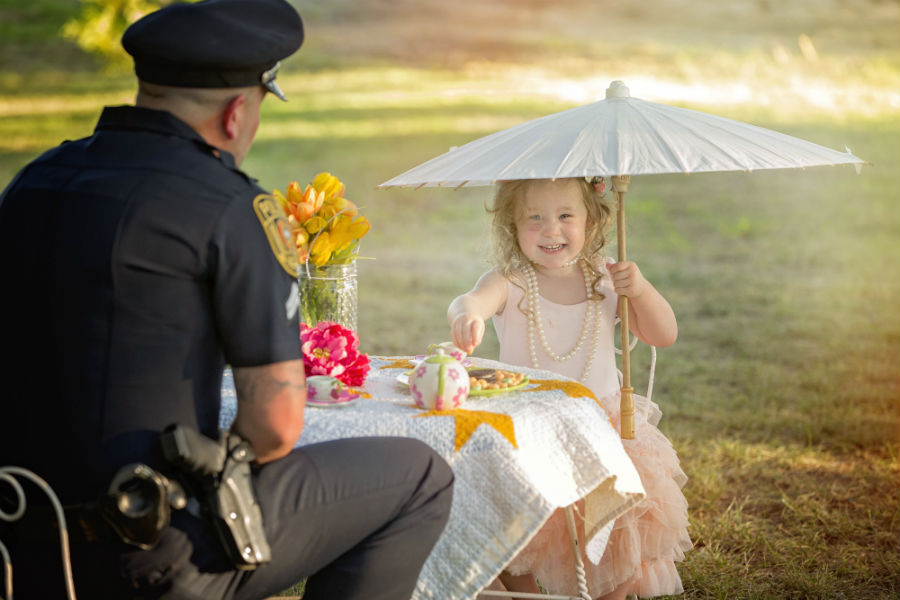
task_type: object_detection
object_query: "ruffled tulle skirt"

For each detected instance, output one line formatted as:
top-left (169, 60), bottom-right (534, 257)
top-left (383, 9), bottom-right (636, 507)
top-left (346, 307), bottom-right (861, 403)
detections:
top-left (506, 391), bottom-right (692, 598)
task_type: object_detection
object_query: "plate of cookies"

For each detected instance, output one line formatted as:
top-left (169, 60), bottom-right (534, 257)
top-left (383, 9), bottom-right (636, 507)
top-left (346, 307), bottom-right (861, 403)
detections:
top-left (467, 368), bottom-right (529, 396)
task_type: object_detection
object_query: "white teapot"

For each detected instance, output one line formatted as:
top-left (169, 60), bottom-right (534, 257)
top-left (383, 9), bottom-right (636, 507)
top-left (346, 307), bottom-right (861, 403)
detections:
top-left (425, 341), bottom-right (467, 362)
top-left (410, 349), bottom-right (469, 410)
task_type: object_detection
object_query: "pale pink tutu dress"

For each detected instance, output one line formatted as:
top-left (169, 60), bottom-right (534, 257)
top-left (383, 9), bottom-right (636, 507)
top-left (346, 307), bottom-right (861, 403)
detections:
top-left (492, 264), bottom-right (692, 598)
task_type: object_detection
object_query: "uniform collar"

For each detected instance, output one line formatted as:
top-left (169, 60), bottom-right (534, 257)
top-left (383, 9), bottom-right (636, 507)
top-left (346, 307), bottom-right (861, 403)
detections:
top-left (95, 105), bottom-right (240, 171)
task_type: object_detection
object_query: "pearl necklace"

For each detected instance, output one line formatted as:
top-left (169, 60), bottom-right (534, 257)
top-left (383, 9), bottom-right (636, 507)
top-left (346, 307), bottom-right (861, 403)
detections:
top-left (524, 260), bottom-right (601, 381)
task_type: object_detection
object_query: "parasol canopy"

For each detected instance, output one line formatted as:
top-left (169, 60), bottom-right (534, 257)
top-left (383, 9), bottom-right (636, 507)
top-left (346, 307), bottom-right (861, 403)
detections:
top-left (378, 80), bottom-right (864, 188)
top-left (377, 81), bottom-right (865, 439)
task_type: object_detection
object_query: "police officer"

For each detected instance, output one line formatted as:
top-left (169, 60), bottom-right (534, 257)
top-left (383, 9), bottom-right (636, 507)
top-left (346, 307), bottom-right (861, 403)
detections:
top-left (0, 0), bottom-right (453, 598)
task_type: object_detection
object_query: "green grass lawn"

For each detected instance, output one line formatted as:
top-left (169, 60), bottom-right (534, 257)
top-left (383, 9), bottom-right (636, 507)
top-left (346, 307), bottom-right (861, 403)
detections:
top-left (1, 1), bottom-right (898, 598)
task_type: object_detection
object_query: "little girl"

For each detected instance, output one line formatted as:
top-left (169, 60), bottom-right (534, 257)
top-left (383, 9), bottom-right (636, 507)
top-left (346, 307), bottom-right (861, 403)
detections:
top-left (448, 177), bottom-right (691, 600)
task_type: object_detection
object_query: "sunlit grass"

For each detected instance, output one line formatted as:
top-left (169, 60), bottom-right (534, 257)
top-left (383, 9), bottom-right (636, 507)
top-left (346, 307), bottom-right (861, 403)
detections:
top-left (681, 439), bottom-right (899, 598)
top-left (257, 112), bottom-right (534, 141)
top-left (2, 54), bottom-right (897, 159)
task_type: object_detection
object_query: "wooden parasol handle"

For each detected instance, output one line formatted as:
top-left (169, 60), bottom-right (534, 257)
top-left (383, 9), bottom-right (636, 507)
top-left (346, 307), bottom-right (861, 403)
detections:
top-left (611, 175), bottom-right (635, 439)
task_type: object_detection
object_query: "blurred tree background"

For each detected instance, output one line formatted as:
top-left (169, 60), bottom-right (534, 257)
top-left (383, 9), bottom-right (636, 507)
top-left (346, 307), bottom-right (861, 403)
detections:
top-left (59, 0), bottom-right (175, 69)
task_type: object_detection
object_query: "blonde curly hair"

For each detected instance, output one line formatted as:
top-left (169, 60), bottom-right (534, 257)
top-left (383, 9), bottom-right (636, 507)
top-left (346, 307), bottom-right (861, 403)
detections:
top-left (488, 178), bottom-right (613, 308)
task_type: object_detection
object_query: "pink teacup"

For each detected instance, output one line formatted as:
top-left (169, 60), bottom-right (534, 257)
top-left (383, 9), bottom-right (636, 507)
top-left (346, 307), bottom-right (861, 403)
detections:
top-left (306, 375), bottom-right (357, 406)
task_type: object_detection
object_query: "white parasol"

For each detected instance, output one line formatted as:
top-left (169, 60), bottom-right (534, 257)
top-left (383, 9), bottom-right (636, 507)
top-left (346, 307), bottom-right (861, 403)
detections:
top-left (378, 80), bottom-right (865, 438)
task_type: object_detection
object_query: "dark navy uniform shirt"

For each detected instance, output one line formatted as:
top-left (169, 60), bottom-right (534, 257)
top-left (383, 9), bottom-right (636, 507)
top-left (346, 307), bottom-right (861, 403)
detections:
top-left (0, 106), bottom-right (301, 502)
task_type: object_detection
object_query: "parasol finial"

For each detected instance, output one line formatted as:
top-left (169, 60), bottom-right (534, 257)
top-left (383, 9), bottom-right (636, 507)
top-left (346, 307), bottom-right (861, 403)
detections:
top-left (606, 80), bottom-right (630, 99)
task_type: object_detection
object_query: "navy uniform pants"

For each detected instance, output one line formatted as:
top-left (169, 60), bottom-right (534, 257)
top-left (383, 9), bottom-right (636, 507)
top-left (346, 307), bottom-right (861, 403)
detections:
top-left (6, 437), bottom-right (454, 600)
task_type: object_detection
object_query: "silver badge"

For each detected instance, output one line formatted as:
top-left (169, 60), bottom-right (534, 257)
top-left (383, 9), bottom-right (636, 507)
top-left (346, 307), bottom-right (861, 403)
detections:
top-left (285, 281), bottom-right (299, 320)
top-left (260, 61), bottom-right (286, 101)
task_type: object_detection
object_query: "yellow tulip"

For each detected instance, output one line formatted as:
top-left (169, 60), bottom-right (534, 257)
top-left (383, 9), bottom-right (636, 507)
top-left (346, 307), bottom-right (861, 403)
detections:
top-left (327, 215), bottom-right (354, 252)
top-left (348, 215), bottom-right (370, 240)
top-left (272, 189), bottom-right (288, 209)
top-left (309, 231), bottom-right (335, 266)
top-left (319, 204), bottom-right (338, 221)
top-left (303, 216), bottom-right (327, 234)
top-left (331, 196), bottom-right (358, 217)
top-left (313, 172), bottom-right (345, 201)
top-left (328, 214), bottom-right (370, 252)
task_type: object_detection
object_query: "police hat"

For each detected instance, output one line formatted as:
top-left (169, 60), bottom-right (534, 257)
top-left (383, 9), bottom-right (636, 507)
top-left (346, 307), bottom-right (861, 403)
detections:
top-left (122, 0), bottom-right (303, 101)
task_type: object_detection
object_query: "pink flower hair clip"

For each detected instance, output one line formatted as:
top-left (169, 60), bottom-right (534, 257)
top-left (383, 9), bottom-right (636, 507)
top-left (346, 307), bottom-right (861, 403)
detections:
top-left (585, 175), bottom-right (606, 194)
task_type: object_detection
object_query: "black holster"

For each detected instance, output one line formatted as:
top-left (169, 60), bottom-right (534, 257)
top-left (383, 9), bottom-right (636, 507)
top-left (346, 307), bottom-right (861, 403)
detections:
top-left (159, 424), bottom-right (271, 570)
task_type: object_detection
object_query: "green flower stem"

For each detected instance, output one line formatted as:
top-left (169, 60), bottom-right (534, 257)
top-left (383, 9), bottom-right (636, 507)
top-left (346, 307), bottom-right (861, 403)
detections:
top-left (297, 261), bottom-right (358, 330)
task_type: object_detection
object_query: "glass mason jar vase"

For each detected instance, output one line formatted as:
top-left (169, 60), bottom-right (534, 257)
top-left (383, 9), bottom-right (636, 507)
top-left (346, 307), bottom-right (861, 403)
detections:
top-left (297, 261), bottom-right (358, 331)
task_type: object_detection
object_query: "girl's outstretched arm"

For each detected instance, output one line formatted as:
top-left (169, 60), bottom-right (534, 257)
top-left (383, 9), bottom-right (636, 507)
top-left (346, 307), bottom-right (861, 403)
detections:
top-left (447, 268), bottom-right (509, 354)
top-left (607, 260), bottom-right (678, 348)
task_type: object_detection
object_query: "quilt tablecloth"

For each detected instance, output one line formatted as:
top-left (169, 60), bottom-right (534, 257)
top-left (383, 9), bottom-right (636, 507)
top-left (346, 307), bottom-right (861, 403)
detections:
top-left (220, 356), bottom-right (644, 600)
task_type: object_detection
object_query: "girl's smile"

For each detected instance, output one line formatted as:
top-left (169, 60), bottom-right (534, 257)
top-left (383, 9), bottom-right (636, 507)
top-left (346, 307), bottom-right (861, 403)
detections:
top-left (515, 179), bottom-right (588, 271)
top-left (540, 243), bottom-right (565, 252)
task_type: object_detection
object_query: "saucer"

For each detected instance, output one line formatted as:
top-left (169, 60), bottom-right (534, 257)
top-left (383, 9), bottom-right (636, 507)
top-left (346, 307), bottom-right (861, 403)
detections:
top-left (307, 394), bottom-right (359, 408)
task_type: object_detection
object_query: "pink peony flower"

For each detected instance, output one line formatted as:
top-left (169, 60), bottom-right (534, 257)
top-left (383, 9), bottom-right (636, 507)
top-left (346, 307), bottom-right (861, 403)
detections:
top-left (300, 321), bottom-right (370, 386)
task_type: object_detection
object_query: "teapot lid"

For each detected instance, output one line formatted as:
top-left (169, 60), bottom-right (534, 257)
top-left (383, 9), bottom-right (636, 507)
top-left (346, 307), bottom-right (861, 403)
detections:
top-left (424, 348), bottom-right (457, 364)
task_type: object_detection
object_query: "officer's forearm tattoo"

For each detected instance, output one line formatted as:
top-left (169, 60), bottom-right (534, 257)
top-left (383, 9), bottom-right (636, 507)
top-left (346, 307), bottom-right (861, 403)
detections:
top-left (233, 363), bottom-right (305, 405)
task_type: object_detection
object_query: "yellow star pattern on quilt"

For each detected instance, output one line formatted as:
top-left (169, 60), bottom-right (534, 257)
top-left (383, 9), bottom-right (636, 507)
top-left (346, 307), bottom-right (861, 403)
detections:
top-left (415, 408), bottom-right (517, 452)
top-left (378, 357), bottom-right (417, 371)
top-left (525, 378), bottom-right (597, 400)
top-left (525, 378), bottom-right (610, 422)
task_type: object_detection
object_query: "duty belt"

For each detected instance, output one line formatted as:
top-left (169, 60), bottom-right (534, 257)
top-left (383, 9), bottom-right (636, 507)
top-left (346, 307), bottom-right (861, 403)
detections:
top-left (2, 463), bottom-right (184, 549)
top-left (0, 503), bottom-right (119, 544)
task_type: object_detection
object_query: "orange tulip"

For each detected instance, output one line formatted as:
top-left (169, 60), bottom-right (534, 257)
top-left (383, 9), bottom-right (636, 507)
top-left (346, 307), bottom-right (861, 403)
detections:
top-left (297, 242), bottom-right (310, 264)
top-left (286, 181), bottom-right (305, 205)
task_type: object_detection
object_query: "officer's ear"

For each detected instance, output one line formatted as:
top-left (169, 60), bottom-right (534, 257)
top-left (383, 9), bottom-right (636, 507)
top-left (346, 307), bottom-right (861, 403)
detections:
top-left (221, 93), bottom-right (247, 141)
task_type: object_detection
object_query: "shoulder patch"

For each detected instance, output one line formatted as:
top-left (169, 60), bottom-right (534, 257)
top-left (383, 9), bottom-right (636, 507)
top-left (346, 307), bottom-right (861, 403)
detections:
top-left (252, 193), bottom-right (299, 278)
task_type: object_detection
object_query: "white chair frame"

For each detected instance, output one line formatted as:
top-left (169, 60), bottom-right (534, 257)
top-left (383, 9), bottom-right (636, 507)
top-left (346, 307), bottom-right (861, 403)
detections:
top-left (0, 466), bottom-right (78, 600)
